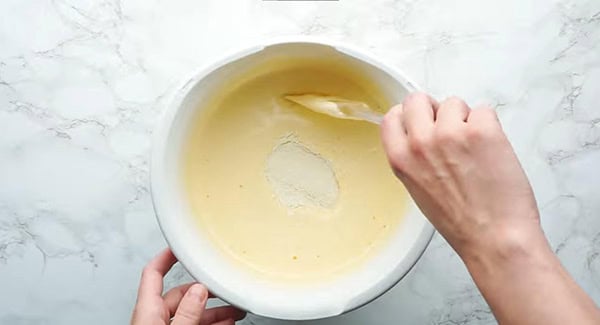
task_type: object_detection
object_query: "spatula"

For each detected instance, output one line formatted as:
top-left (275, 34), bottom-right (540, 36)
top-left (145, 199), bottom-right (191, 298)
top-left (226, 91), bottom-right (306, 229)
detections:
top-left (284, 94), bottom-right (384, 125)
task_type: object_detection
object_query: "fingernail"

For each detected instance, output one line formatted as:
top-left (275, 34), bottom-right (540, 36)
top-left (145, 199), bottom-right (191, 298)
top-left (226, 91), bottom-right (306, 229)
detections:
top-left (189, 284), bottom-right (208, 301)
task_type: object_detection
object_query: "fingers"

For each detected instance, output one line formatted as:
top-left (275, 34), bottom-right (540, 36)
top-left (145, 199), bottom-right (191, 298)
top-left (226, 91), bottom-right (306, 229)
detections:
top-left (163, 283), bottom-right (196, 316)
top-left (137, 248), bottom-right (178, 302)
top-left (467, 106), bottom-right (502, 138)
top-left (436, 97), bottom-right (470, 125)
top-left (381, 104), bottom-right (408, 173)
top-left (467, 105), bottom-right (500, 125)
top-left (381, 104), bottom-right (407, 149)
top-left (171, 283), bottom-right (209, 325)
top-left (164, 283), bottom-right (218, 317)
top-left (402, 92), bottom-right (438, 135)
top-left (201, 306), bottom-right (246, 324)
top-left (212, 319), bottom-right (235, 325)
top-left (383, 94), bottom-right (497, 171)
top-left (382, 93), bottom-right (438, 173)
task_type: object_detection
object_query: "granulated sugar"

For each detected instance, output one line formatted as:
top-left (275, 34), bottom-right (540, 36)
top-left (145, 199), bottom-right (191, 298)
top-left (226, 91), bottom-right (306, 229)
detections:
top-left (265, 135), bottom-right (339, 209)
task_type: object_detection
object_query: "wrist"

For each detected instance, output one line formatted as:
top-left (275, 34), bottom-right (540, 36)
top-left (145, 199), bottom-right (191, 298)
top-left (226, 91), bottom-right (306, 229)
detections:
top-left (455, 222), bottom-right (600, 325)
top-left (459, 222), bottom-right (554, 272)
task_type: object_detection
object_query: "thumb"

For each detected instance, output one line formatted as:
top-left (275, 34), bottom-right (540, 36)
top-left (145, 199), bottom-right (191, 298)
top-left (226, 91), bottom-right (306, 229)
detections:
top-left (171, 283), bottom-right (208, 325)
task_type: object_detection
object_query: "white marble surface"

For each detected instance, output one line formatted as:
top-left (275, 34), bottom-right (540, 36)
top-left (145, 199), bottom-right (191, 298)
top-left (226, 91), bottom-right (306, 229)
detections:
top-left (1, 0), bottom-right (599, 324)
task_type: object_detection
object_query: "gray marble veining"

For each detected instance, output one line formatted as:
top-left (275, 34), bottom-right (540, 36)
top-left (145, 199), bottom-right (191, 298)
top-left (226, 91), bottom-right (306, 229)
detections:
top-left (1, 0), bottom-right (599, 324)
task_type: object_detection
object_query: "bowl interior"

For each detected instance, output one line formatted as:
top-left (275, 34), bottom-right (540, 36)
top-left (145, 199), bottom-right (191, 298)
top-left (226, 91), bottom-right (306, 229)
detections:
top-left (151, 41), bottom-right (434, 320)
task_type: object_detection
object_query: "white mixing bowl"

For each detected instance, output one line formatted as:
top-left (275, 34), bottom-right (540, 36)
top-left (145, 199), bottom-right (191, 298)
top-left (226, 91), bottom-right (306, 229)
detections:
top-left (151, 38), bottom-right (434, 321)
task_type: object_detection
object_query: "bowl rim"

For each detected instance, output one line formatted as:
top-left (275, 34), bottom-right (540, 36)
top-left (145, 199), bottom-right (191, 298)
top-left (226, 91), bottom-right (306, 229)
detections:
top-left (151, 36), bottom-right (435, 320)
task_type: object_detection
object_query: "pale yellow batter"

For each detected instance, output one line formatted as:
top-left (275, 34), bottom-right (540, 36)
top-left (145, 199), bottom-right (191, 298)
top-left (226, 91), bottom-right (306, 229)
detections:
top-left (182, 58), bottom-right (409, 282)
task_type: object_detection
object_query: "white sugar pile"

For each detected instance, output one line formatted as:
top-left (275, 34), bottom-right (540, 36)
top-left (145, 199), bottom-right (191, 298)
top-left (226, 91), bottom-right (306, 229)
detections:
top-left (265, 135), bottom-right (339, 209)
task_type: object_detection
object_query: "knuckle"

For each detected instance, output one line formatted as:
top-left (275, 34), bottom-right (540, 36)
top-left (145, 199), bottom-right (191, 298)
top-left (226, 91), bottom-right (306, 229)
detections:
top-left (482, 107), bottom-right (499, 120)
top-left (479, 105), bottom-right (496, 113)
top-left (387, 147), bottom-right (407, 172)
top-left (381, 105), bottom-right (405, 134)
top-left (466, 125), bottom-right (494, 142)
top-left (404, 92), bottom-right (430, 106)
top-left (467, 107), bottom-right (503, 142)
top-left (409, 133), bottom-right (432, 155)
top-left (447, 96), bottom-right (466, 105)
top-left (443, 96), bottom-right (468, 109)
top-left (389, 161), bottom-right (407, 180)
top-left (381, 135), bottom-right (407, 166)
top-left (473, 106), bottom-right (499, 121)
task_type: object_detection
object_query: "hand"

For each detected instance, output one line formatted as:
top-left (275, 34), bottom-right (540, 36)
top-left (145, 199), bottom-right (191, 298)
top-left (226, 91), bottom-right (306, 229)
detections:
top-left (131, 249), bottom-right (246, 325)
top-left (381, 93), bottom-right (600, 325)
top-left (380, 93), bottom-right (543, 259)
